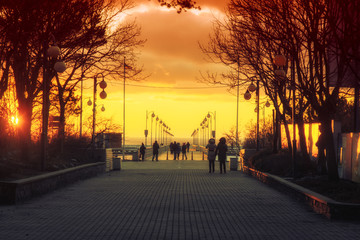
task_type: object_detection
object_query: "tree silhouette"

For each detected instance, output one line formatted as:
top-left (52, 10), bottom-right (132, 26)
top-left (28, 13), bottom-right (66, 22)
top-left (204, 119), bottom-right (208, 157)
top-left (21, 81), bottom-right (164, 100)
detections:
top-left (202, 0), bottom-right (360, 180)
top-left (157, 0), bottom-right (200, 13)
top-left (0, 0), bottom-right (143, 165)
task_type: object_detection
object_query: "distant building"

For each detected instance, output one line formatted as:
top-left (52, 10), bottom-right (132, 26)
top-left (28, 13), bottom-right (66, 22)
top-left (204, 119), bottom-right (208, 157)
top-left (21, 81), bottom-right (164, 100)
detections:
top-left (97, 133), bottom-right (122, 148)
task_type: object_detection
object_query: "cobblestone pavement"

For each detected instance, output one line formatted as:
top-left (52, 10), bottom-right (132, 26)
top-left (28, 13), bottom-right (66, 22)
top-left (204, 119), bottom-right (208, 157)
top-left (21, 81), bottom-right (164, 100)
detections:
top-left (0, 161), bottom-right (359, 240)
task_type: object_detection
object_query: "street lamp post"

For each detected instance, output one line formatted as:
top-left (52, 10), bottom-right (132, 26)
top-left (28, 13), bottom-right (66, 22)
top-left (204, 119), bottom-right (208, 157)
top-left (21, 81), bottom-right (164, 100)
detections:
top-left (155, 116), bottom-right (159, 141)
top-left (41, 36), bottom-right (66, 171)
top-left (151, 113), bottom-right (155, 145)
top-left (200, 123), bottom-right (203, 146)
top-left (80, 69), bottom-right (84, 138)
top-left (274, 54), bottom-right (296, 177)
top-left (236, 60), bottom-right (240, 158)
top-left (91, 73), bottom-right (107, 147)
top-left (159, 120), bottom-right (163, 144)
top-left (145, 110), bottom-right (154, 146)
top-left (244, 77), bottom-right (260, 151)
top-left (207, 111), bottom-right (216, 140)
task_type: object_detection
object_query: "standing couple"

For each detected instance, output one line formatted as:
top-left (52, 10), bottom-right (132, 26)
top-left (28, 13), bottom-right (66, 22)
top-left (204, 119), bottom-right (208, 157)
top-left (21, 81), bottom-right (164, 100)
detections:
top-left (206, 137), bottom-right (228, 174)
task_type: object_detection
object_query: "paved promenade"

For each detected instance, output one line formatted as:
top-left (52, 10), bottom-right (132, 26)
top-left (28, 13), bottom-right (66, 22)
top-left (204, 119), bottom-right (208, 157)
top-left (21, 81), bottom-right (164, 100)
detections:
top-left (1, 160), bottom-right (359, 240)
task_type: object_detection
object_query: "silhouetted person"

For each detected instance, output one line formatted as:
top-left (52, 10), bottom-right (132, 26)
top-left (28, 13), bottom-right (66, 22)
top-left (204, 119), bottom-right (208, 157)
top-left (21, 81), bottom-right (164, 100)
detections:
top-left (139, 143), bottom-right (146, 161)
top-left (170, 142), bottom-right (174, 154)
top-left (152, 141), bottom-right (159, 161)
top-left (173, 141), bottom-right (177, 160)
top-left (206, 138), bottom-right (216, 173)
top-left (316, 125), bottom-right (327, 174)
top-left (216, 137), bottom-right (228, 174)
top-left (182, 143), bottom-right (187, 160)
top-left (176, 142), bottom-right (181, 160)
top-left (186, 142), bottom-right (190, 152)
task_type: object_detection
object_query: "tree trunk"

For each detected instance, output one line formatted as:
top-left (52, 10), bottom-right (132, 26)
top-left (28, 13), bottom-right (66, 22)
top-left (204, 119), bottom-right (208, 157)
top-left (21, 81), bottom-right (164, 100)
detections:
top-left (297, 118), bottom-right (312, 170)
top-left (58, 99), bottom-right (66, 156)
top-left (322, 117), bottom-right (339, 181)
top-left (273, 109), bottom-right (279, 153)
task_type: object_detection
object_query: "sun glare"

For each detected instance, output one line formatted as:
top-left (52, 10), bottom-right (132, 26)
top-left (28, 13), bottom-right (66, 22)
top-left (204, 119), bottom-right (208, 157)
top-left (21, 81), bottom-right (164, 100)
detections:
top-left (10, 116), bottom-right (19, 125)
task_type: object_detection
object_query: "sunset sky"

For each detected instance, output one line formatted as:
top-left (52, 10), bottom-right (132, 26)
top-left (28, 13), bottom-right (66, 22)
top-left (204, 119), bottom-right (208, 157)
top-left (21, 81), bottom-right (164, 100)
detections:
top-left (81, 0), bottom-right (273, 144)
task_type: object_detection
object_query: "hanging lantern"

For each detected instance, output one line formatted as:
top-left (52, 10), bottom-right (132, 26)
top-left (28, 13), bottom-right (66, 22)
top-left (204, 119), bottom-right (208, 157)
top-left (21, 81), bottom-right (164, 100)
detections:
top-left (99, 90), bottom-right (107, 99)
top-left (274, 55), bottom-right (286, 67)
top-left (47, 45), bottom-right (61, 58)
top-left (54, 61), bottom-right (66, 73)
top-left (207, 113), bottom-right (210, 118)
top-left (244, 89), bottom-right (251, 100)
top-left (265, 100), bottom-right (270, 108)
top-left (99, 80), bottom-right (107, 89)
top-left (101, 105), bottom-right (105, 112)
top-left (87, 99), bottom-right (92, 106)
top-left (152, 113), bottom-right (155, 118)
top-left (248, 81), bottom-right (256, 92)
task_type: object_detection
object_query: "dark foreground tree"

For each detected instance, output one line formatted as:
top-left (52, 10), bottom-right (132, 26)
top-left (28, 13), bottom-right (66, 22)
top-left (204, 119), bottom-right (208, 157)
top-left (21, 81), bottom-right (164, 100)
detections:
top-left (0, 0), bottom-right (142, 165)
top-left (202, 0), bottom-right (360, 180)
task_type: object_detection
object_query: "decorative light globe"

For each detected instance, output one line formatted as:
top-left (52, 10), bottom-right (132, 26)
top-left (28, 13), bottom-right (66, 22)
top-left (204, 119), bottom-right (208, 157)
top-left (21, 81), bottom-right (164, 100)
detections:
top-left (101, 106), bottom-right (105, 112)
top-left (244, 90), bottom-right (251, 100)
top-left (274, 55), bottom-right (286, 67)
top-left (265, 100), bottom-right (271, 108)
top-left (87, 99), bottom-right (92, 106)
top-left (207, 113), bottom-right (210, 118)
top-left (54, 61), bottom-right (66, 73)
top-left (47, 46), bottom-right (60, 58)
top-left (99, 80), bottom-right (107, 89)
top-left (99, 90), bottom-right (107, 99)
top-left (152, 113), bottom-right (155, 118)
top-left (248, 82), bottom-right (256, 92)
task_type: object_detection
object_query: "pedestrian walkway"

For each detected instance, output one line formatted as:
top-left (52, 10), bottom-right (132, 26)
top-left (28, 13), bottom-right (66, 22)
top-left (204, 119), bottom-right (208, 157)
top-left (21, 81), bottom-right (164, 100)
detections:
top-left (1, 161), bottom-right (359, 240)
top-left (152, 150), bottom-right (205, 161)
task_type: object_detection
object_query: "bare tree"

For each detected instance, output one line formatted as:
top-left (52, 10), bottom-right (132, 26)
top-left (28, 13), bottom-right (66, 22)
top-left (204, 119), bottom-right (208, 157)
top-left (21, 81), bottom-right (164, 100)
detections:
top-left (0, 0), bottom-right (143, 164)
top-left (51, 0), bottom-right (144, 155)
top-left (202, 0), bottom-right (360, 180)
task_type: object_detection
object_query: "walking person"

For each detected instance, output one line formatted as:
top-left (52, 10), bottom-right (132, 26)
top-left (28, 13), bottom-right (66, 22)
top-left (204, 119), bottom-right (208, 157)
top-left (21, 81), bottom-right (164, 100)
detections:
top-left (206, 138), bottom-right (216, 173)
top-left (216, 137), bottom-right (228, 174)
top-left (173, 141), bottom-right (177, 160)
top-left (139, 143), bottom-right (146, 161)
top-left (152, 140), bottom-right (160, 161)
top-left (175, 142), bottom-right (181, 160)
top-left (181, 143), bottom-right (187, 160)
top-left (170, 142), bottom-right (174, 154)
top-left (186, 142), bottom-right (190, 152)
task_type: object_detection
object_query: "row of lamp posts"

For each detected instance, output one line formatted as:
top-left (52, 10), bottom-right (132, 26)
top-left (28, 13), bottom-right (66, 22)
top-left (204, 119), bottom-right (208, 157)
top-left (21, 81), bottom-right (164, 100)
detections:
top-left (145, 111), bottom-right (172, 146)
top-left (193, 112), bottom-right (216, 147)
